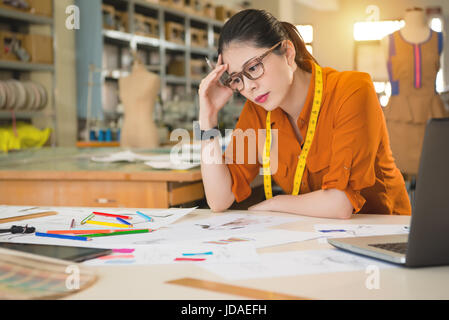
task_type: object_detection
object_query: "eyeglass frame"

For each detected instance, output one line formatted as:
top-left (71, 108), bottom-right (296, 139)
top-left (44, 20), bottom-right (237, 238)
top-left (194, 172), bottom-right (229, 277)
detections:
top-left (223, 41), bottom-right (284, 92)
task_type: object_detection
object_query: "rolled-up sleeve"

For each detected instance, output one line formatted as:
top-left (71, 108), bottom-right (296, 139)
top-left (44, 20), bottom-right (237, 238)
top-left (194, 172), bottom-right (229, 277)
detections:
top-left (321, 76), bottom-right (383, 213)
top-left (224, 101), bottom-right (262, 203)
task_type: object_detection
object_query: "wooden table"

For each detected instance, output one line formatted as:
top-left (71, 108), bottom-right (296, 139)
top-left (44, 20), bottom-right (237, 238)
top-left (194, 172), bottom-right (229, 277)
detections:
top-left (66, 209), bottom-right (449, 300)
top-left (0, 147), bottom-right (204, 208)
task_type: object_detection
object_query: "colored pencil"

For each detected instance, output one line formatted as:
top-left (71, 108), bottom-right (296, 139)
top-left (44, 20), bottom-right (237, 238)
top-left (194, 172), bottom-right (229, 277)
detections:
top-left (136, 211), bottom-right (153, 222)
top-left (116, 217), bottom-right (132, 226)
top-left (76, 229), bottom-right (152, 238)
top-left (47, 229), bottom-right (112, 235)
top-left (46, 228), bottom-right (151, 235)
top-left (85, 220), bottom-right (132, 228)
top-left (81, 213), bottom-right (95, 225)
top-left (35, 232), bottom-right (91, 241)
top-left (92, 212), bottom-right (132, 220)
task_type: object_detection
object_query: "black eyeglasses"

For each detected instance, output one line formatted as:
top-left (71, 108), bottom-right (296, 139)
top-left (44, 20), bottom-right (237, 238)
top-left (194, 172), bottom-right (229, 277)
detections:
top-left (223, 41), bottom-right (283, 92)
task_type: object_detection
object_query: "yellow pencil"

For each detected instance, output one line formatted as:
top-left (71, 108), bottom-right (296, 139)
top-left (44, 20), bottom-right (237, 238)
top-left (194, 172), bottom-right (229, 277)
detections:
top-left (85, 220), bottom-right (132, 228)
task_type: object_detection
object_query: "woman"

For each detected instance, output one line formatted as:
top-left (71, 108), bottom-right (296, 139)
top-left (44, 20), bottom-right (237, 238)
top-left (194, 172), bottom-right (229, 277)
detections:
top-left (198, 9), bottom-right (411, 219)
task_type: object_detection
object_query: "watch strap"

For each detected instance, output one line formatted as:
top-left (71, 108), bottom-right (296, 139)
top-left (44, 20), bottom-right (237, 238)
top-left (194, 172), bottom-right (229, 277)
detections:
top-left (193, 121), bottom-right (220, 141)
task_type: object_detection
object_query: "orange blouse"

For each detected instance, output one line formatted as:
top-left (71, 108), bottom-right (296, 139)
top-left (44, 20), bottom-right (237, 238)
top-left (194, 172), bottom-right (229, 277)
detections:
top-left (224, 61), bottom-right (412, 215)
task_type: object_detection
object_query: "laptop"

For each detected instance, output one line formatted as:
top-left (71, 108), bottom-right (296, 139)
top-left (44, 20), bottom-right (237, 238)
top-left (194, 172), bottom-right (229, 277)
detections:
top-left (328, 118), bottom-right (449, 267)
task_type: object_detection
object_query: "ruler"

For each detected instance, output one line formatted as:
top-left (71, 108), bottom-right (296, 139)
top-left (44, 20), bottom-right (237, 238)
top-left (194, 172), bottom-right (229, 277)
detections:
top-left (0, 211), bottom-right (58, 224)
top-left (166, 277), bottom-right (310, 300)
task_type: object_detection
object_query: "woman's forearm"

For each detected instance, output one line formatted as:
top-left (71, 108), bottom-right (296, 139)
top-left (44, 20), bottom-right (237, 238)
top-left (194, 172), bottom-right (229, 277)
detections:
top-left (200, 137), bottom-right (235, 212)
top-left (249, 188), bottom-right (353, 219)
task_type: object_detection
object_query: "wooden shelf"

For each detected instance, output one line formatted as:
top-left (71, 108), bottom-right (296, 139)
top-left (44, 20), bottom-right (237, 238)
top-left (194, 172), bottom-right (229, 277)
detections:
top-left (0, 7), bottom-right (53, 25)
top-left (0, 110), bottom-right (55, 119)
top-left (0, 4), bottom-right (57, 147)
top-left (76, 141), bottom-right (120, 148)
top-left (132, 0), bottom-right (223, 27)
top-left (165, 75), bottom-right (188, 84)
top-left (103, 29), bottom-right (215, 55)
top-left (0, 60), bottom-right (54, 72)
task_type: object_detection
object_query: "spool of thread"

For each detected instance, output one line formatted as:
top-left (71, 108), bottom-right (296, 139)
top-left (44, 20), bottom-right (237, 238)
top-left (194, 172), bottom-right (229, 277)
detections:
top-left (105, 128), bottom-right (112, 142)
top-left (98, 129), bottom-right (106, 142)
top-left (89, 130), bottom-right (97, 141)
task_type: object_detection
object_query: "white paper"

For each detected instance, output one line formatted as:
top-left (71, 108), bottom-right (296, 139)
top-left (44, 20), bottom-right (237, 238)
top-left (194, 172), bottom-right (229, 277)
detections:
top-left (174, 213), bottom-right (303, 232)
top-left (314, 224), bottom-right (409, 243)
top-left (82, 243), bottom-right (259, 266)
top-left (144, 160), bottom-right (200, 170)
top-left (0, 205), bottom-right (58, 220)
top-left (90, 149), bottom-right (201, 163)
top-left (201, 230), bottom-right (319, 249)
top-left (199, 249), bottom-right (396, 280)
top-left (0, 206), bottom-right (197, 248)
top-left (155, 213), bottom-right (304, 244)
top-left (90, 150), bottom-right (149, 162)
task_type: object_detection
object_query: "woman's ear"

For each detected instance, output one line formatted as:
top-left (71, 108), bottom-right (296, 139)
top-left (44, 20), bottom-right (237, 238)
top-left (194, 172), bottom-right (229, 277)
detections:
top-left (284, 40), bottom-right (297, 70)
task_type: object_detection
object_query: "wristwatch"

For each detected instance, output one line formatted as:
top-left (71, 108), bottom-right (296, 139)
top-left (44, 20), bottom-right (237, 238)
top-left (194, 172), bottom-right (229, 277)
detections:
top-left (193, 121), bottom-right (220, 141)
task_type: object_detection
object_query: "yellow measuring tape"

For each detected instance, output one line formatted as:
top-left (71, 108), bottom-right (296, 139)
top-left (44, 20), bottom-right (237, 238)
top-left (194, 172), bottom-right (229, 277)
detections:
top-left (263, 63), bottom-right (323, 199)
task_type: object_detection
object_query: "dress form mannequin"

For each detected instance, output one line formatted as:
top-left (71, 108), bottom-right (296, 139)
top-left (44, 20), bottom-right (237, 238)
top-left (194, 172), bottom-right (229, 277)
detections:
top-left (381, 8), bottom-right (430, 58)
top-left (400, 7), bottom-right (431, 43)
top-left (381, 7), bottom-right (448, 175)
top-left (119, 60), bottom-right (160, 148)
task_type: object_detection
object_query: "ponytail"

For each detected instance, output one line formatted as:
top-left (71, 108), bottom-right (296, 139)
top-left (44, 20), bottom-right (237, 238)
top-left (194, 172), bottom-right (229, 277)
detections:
top-left (281, 21), bottom-right (318, 73)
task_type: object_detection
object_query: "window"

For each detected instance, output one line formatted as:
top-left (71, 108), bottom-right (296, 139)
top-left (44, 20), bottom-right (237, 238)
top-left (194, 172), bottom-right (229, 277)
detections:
top-left (430, 17), bottom-right (444, 93)
top-left (353, 21), bottom-right (404, 41)
top-left (296, 25), bottom-right (313, 55)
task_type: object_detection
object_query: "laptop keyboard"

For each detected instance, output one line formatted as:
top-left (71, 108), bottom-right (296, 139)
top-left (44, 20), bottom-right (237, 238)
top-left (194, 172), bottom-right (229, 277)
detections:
top-left (368, 242), bottom-right (408, 254)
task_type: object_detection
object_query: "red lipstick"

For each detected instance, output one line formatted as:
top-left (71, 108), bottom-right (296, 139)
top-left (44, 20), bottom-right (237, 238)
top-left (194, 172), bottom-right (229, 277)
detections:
top-left (255, 92), bottom-right (270, 103)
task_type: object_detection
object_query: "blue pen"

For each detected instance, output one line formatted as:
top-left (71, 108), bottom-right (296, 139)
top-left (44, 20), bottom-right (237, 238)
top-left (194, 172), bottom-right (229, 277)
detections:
top-left (116, 217), bottom-right (133, 226)
top-left (318, 229), bottom-right (347, 233)
top-left (136, 211), bottom-right (153, 222)
top-left (35, 232), bottom-right (91, 241)
top-left (182, 251), bottom-right (213, 256)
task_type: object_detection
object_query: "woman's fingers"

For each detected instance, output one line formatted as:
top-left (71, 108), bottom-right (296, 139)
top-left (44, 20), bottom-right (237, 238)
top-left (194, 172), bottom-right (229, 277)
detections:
top-left (201, 64), bottom-right (228, 89)
top-left (214, 64), bottom-right (228, 80)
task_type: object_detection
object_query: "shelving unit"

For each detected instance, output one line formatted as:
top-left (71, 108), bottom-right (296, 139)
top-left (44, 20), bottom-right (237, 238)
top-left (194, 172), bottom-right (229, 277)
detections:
top-left (77, 0), bottom-right (245, 143)
top-left (0, 3), bottom-right (57, 146)
top-left (0, 60), bottom-right (55, 72)
top-left (77, 0), bottom-right (224, 132)
top-left (101, 0), bottom-right (223, 98)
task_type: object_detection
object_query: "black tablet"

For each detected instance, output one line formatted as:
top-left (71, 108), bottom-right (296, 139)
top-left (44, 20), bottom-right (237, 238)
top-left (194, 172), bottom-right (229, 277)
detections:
top-left (0, 242), bottom-right (112, 262)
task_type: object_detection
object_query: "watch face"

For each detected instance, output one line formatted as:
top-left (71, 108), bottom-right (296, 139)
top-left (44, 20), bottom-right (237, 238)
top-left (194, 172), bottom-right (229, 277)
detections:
top-left (201, 127), bottom-right (220, 141)
top-left (193, 122), bottom-right (220, 141)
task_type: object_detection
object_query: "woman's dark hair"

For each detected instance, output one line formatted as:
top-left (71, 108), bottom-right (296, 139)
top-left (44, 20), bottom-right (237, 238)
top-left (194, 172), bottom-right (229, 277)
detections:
top-left (218, 9), bottom-right (318, 73)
